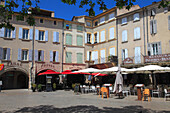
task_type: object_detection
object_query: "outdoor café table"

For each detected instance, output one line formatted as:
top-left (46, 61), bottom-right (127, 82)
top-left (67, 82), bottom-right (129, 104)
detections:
top-left (135, 84), bottom-right (144, 101)
top-left (103, 84), bottom-right (112, 97)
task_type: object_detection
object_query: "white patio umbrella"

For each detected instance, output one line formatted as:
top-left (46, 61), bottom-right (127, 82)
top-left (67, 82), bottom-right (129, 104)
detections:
top-left (100, 66), bottom-right (136, 73)
top-left (113, 65), bottom-right (123, 95)
top-left (74, 68), bottom-right (101, 73)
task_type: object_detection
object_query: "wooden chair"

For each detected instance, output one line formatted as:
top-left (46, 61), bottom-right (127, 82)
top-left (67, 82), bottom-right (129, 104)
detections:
top-left (142, 89), bottom-right (151, 101)
top-left (100, 87), bottom-right (109, 99)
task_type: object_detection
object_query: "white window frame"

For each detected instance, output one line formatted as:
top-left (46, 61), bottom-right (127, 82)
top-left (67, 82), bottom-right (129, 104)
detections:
top-left (39, 30), bottom-right (45, 41)
top-left (5, 28), bottom-right (12, 38)
top-left (22, 49), bottom-right (28, 61)
top-left (3, 48), bottom-right (7, 60)
top-left (38, 50), bottom-right (42, 61)
top-left (22, 29), bottom-right (29, 40)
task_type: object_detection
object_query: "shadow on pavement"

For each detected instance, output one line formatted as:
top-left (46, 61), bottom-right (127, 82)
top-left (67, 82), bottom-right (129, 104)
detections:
top-left (4, 105), bottom-right (169, 113)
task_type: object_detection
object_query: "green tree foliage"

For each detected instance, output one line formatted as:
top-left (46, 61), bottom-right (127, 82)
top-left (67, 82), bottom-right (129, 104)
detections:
top-left (0, 0), bottom-right (169, 30)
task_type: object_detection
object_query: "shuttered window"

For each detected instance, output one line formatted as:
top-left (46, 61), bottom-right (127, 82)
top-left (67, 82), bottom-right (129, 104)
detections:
top-left (109, 47), bottom-right (115, 56)
top-left (86, 51), bottom-right (90, 61)
top-left (77, 53), bottom-right (83, 63)
top-left (135, 47), bottom-right (141, 64)
top-left (53, 32), bottom-right (59, 42)
top-left (22, 49), bottom-right (28, 61)
top-left (100, 49), bottom-right (105, 63)
top-left (148, 42), bottom-right (162, 56)
top-left (5, 28), bottom-right (12, 38)
top-left (3, 48), bottom-right (7, 60)
top-left (168, 16), bottom-right (170, 30)
top-left (66, 52), bottom-right (72, 63)
top-left (100, 30), bottom-right (105, 42)
top-left (122, 49), bottom-right (128, 61)
top-left (77, 25), bottom-right (83, 31)
top-left (38, 50), bottom-right (44, 61)
top-left (122, 30), bottom-right (127, 42)
top-left (66, 34), bottom-right (72, 45)
top-left (134, 27), bottom-right (140, 39)
top-left (150, 20), bottom-right (157, 34)
top-left (92, 51), bottom-right (98, 64)
top-left (109, 27), bottom-right (114, 39)
top-left (22, 29), bottom-right (29, 39)
top-left (39, 31), bottom-right (45, 41)
top-left (77, 35), bottom-right (83, 46)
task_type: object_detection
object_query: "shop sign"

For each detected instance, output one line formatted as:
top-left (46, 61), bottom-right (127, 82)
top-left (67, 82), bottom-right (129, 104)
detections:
top-left (123, 58), bottom-right (133, 65)
top-left (0, 64), bottom-right (4, 71)
top-left (7, 62), bottom-right (22, 67)
top-left (69, 66), bottom-right (82, 70)
top-left (144, 53), bottom-right (170, 63)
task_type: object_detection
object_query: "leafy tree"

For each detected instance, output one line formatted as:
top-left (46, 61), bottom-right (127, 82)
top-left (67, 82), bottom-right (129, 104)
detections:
top-left (0, 0), bottom-right (169, 30)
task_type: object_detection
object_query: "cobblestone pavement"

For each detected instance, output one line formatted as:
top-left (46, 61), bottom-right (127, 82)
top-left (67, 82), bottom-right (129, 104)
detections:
top-left (0, 89), bottom-right (170, 113)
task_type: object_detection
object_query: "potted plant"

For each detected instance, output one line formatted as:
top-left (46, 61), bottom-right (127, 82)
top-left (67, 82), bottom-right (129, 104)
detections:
top-left (32, 84), bottom-right (36, 92)
top-left (53, 83), bottom-right (57, 91)
top-left (37, 84), bottom-right (42, 92)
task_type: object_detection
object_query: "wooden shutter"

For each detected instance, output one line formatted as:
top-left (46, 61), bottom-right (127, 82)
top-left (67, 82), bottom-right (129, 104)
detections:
top-left (109, 27), bottom-right (114, 39)
top-left (135, 47), bottom-right (141, 64)
top-left (77, 35), bottom-right (83, 46)
top-left (122, 31), bottom-right (125, 42)
top-left (0, 27), bottom-right (4, 37)
top-left (53, 32), bottom-right (56, 42)
top-left (12, 27), bottom-right (16, 39)
top-left (86, 51), bottom-right (89, 61)
top-left (29, 49), bottom-right (32, 61)
top-left (110, 47), bottom-right (115, 56)
top-left (150, 20), bottom-right (153, 35)
top-left (18, 27), bottom-right (23, 39)
top-left (125, 49), bottom-right (128, 59)
top-left (18, 48), bottom-right (21, 61)
top-left (41, 50), bottom-right (44, 61)
top-left (34, 50), bottom-right (38, 61)
top-left (137, 27), bottom-right (140, 39)
top-left (7, 48), bottom-right (10, 60)
top-left (158, 42), bottom-right (162, 54)
top-left (153, 20), bottom-right (157, 34)
top-left (55, 51), bottom-right (59, 62)
top-left (91, 33), bottom-right (94, 44)
top-left (84, 33), bottom-right (87, 43)
top-left (50, 51), bottom-right (53, 62)
top-left (45, 30), bottom-right (48, 41)
top-left (100, 49), bottom-right (105, 63)
top-left (97, 32), bottom-right (99, 43)
top-left (56, 32), bottom-right (59, 42)
top-left (77, 53), bottom-right (83, 63)
top-left (35, 29), bottom-right (39, 40)
top-left (0, 47), bottom-right (3, 60)
top-left (100, 30), bottom-right (105, 42)
top-left (66, 52), bottom-right (72, 63)
top-left (134, 28), bottom-right (137, 39)
top-left (168, 16), bottom-right (170, 30)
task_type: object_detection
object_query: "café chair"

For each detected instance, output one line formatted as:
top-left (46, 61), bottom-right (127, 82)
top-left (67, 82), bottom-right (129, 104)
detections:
top-left (142, 89), bottom-right (151, 102)
top-left (164, 89), bottom-right (170, 101)
top-left (100, 87), bottom-right (109, 99)
top-left (152, 86), bottom-right (160, 98)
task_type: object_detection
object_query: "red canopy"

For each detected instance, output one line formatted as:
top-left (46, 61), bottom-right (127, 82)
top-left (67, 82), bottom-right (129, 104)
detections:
top-left (38, 70), bottom-right (61, 76)
top-left (92, 73), bottom-right (108, 76)
top-left (61, 70), bottom-right (90, 75)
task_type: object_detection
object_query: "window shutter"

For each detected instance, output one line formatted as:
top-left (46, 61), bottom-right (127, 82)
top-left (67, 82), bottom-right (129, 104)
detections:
top-left (12, 27), bottom-right (16, 39)
top-left (77, 35), bottom-right (83, 46)
top-left (153, 20), bottom-right (157, 34)
top-left (122, 31), bottom-right (125, 42)
top-left (100, 30), bottom-right (105, 42)
top-left (168, 16), bottom-right (170, 30)
top-left (7, 48), bottom-right (10, 60)
top-left (124, 30), bottom-right (127, 41)
top-left (29, 49), bottom-right (32, 61)
top-left (56, 32), bottom-right (59, 42)
top-left (45, 30), bottom-right (48, 41)
top-left (97, 32), bottom-right (99, 43)
top-left (109, 27), bottom-right (114, 39)
top-left (122, 49), bottom-right (124, 61)
top-left (91, 33), bottom-right (94, 44)
top-left (125, 49), bottom-right (128, 59)
top-left (50, 51), bottom-right (53, 62)
top-left (95, 51), bottom-right (98, 64)
top-left (53, 32), bottom-right (56, 42)
top-left (84, 32), bottom-right (87, 43)
top-left (150, 20), bottom-right (153, 35)
top-left (137, 27), bottom-right (140, 39)
top-left (18, 48), bottom-right (21, 61)
top-left (134, 28), bottom-right (137, 39)
top-left (91, 51), bottom-right (95, 61)
top-left (135, 47), bottom-right (141, 64)
top-left (64, 23), bottom-right (66, 29)
top-left (18, 27), bottom-right (23, 39)
top-left (147, 43), bottom-right (151, 56)
top-left (0, 27), bottom-right (4, 37)
top-left (100, 49), bottom-right (105, 63)
top-left (66, 34), bottom-right (72, 45)
top-left (41, 50), bottom-right (44, 61)
top-left (55, 51), bottom-right (59, 62)
top-left (29, 29), bottom-right (33, 40)
top-left (66, 52), bottom-right (72, 63)
top-left (77, 53), bottom-right (83, 63)
top-left (86, 51), bottom-right (89, 61)
top-left (35, 29), bottom-right (39, 40)
top-left (110, 47), bottom-right (115, 56)
top-left (34, 50), bottom-right (38, 61)
top-left (0, 47), bottom-right (2, 60)
top-left (158, 42), bottom-right (162, 54)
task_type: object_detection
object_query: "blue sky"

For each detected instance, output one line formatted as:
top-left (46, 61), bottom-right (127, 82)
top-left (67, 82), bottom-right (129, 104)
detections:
top-left (16, 0), bottom-right (161, 20)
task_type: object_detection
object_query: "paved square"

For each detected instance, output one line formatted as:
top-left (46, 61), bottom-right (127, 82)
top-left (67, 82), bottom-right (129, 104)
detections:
top-left (0, 89), bottom-right (170, 113)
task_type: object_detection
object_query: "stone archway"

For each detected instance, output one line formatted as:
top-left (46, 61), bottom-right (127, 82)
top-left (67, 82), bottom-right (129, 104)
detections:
top-left (0, 69), bottom-right (29, 89)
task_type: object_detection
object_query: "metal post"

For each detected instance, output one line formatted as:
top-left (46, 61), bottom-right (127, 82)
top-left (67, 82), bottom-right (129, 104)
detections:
top-left (31, 25), bottom-right (35, 84)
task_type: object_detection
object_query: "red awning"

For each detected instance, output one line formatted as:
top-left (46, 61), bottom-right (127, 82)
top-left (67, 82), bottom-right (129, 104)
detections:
top-left (38, 70), bottom-right (61, 76)
top-left (92, 73), bottom-right (108, 76)
top-left (61, 70), bottom-right (90, 75)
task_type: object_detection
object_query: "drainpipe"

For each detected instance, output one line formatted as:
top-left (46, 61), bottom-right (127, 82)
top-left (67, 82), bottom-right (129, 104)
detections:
top-left (116, 10), bottom-right (119, 66)
top-left (143, 8), bottom-right (146, 56)
top-left (146, 9), bottom-right (149, 44)
top-left (61, 20), bottom-right (65, 72)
